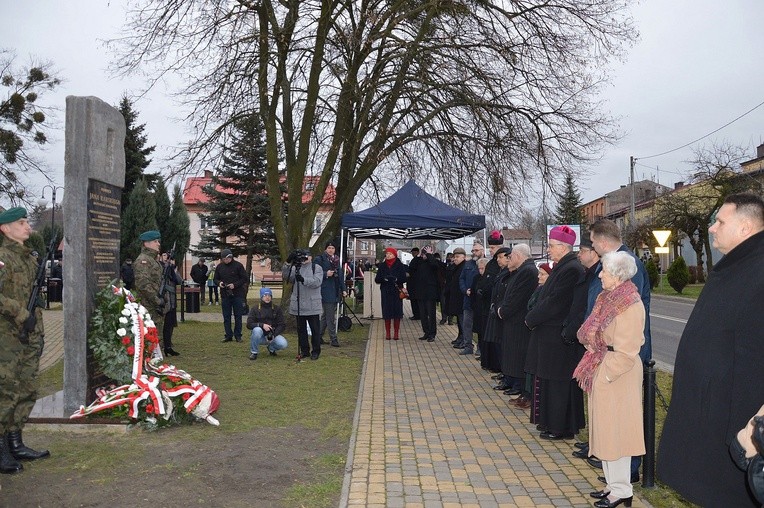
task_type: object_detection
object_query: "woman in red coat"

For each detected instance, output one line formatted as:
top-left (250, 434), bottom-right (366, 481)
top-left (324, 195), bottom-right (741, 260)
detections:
top-left (375, 248), bottom-right (408, 340)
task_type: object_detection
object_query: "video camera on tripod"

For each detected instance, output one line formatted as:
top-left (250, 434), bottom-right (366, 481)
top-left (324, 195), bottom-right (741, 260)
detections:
top-left (286, 248), bottom-right (311, 265)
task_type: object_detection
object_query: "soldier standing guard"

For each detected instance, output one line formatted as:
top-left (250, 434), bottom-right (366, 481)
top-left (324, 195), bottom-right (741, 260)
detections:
top-left (133, 230), bottom-right (166, 352)
top-left (0, 207), bottom-right (50, 474)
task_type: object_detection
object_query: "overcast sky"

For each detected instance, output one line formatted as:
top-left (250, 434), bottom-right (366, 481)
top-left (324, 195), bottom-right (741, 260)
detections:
top-left (3, 0), bottom-right (764, 208)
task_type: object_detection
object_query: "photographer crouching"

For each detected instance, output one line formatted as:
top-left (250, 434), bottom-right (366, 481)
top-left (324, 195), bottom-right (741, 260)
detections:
top-left (246, 287), bottom-right (287, 360)
top-left (282, 249), bottom-right (323, 360)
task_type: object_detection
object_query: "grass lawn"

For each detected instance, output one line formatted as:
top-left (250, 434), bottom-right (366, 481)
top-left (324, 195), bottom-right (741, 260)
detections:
top-left (20, 302), bottom-right (369, 508)
top-left (651, 276), bottom-right (703, 300)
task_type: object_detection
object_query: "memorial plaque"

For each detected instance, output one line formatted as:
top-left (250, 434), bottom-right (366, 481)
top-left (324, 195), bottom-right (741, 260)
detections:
top-left (87, 180), bottom-right (122, 291)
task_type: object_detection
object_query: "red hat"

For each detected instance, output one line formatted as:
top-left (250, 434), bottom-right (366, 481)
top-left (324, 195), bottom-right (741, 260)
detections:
top-left (384, 247), bottom-right (398, 257)
top-left (487, 230), bottom-right (504, 245)
top-left (549, 225), bottom-right (576, 246)
top-left (538, 262), bottom-right (552, 274)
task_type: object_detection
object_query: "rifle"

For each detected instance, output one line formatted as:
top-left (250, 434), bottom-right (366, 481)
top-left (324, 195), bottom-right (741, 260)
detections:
top-left (20, 234), bottom-right (58, 345)
top-left (157, 241), bottom-right (177, 308)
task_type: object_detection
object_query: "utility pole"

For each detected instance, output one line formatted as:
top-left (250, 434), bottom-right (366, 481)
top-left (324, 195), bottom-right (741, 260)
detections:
top-left (630, 156), bottom-right (636, 227)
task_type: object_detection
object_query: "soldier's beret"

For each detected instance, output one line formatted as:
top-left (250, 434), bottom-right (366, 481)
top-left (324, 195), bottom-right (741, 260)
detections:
top-left (0, 207), bottom-right (28, 225)
top-left (139, 230), bottom-right (161, 241)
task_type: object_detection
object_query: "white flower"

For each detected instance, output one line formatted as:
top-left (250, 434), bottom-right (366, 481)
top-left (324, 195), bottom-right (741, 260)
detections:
top-left (117, 328), bottom-right (127, 337)
top-left (121, 309), bottom-right (131, 316)
top-left (119, 317), bottom-right (128, 324)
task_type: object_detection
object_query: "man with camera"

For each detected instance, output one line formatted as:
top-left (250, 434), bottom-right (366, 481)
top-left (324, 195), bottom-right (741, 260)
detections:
top-left (314, 241), bottom-right (346, 347)
top-left (214, 248), bottom-right (249, 343)
top-left (282, 249), bottom-right (323, 360)
top-left (246, 287), bottom-right (287, 360)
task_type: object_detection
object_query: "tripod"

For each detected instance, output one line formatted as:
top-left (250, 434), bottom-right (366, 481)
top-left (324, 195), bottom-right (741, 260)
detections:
top-left (337, 294), bottom-right (363, 331)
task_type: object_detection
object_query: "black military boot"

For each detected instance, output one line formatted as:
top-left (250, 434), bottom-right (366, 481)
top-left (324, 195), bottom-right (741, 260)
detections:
top-left (0, 433), bottom-right (23, 474)
top-left (7, 430), bottom-right (50, 461)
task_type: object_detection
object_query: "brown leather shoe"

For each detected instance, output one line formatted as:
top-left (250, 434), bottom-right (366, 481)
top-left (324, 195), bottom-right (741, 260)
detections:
top-left (513, 396), bottom-right (531, 409)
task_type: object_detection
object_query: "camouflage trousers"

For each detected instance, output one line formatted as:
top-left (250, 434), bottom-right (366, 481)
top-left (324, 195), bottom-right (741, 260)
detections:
top-left (0, 335), bottom-right (41, 434)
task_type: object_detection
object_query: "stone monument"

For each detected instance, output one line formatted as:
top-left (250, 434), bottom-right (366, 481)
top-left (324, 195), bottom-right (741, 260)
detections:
top-left (63, 96), bottom-right (125, 415)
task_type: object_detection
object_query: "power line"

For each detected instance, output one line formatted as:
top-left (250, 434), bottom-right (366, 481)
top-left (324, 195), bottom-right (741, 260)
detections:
top-left (637, 99), bottom-right (764, 161)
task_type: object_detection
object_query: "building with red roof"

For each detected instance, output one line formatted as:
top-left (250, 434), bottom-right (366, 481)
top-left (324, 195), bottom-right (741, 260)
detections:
top-left (181, 170), bottom-right (336, 281)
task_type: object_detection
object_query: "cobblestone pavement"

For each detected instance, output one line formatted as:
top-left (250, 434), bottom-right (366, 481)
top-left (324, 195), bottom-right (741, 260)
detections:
top-left (340, 314), bottom-right (650, 508)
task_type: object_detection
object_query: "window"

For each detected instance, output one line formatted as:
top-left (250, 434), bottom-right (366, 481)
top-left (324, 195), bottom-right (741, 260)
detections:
top-left (305, 181), bottom-right (315, 191)
top-left (360, 241), bottom-right (369, 252)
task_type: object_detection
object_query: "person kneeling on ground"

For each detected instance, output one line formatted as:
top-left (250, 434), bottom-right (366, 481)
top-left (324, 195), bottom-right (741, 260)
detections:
top-left (246, 287), bottom-right (288, 360)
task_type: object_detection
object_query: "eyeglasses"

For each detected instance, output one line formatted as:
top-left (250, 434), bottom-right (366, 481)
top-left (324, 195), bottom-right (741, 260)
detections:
top-left (471, 249), bottom-right (482, 253)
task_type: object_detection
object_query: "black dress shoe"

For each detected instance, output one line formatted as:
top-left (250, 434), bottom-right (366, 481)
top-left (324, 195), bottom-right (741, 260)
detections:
top-left (593, 496), bottom-right (632, 508)
top-left (587, 456), bottom-right (603, 469)
top-left (572, 448), bottom-right (589, 459)
top-left (540, 431), bottom-right (574, 440)
top-left (536, 424), bottom-right (547, 431)
top-left (574, 441), bottom-right (588, 450)
top-left (598, 475), bottom-right (606, 484)
top-left (426, 337), bottom-right (435, 342)
top-left (222, 337), bottom-right (233, 342)
top-left (491, 374), bottom-right (504, 380)
top-left (503, 388), bottom-right (521, 396)
top-left (418, 335), bottom-right (428, 340)
top-left (164, 348), bottom-right (180, 356)
top-left (493, 383), bottom-right (511, 391)
top-left (590, 490), bottom-right (611, 499)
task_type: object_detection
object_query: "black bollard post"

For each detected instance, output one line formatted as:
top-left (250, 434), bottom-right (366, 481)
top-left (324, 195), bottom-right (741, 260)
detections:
top-left (643, 359), bottom-right (656, 488)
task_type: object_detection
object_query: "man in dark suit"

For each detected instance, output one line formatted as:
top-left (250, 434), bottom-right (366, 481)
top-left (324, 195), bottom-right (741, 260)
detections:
top-left (658, 193), bottom-right (764, 507)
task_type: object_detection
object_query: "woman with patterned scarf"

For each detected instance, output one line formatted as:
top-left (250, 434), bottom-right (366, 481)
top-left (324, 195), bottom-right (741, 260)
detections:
top-left (574, 251), bottom-right (646, 508)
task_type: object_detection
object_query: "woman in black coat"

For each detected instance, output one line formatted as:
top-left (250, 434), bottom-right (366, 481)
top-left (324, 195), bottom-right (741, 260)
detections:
top-left (375, 247), bottom-right (408, 340)
top-left (481, 247), bottom-right (512, 373)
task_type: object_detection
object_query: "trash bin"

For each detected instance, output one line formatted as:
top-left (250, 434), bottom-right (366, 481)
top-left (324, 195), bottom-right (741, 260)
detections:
top-left (48, 278), bottom-right (63, 302)
top-left (185, 283), bottom-right (200, 313)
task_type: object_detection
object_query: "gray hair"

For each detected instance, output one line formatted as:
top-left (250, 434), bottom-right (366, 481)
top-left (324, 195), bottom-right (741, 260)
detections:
top-left (513, 243), bottom-right (531, 258)
top-left (476, 258), bottom-right (489, 268)
top-left (601, 251), bottom-right (637, 282)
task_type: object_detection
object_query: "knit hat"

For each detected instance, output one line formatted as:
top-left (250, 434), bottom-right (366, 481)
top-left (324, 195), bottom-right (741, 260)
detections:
top-left (384, 247), bottom-right (398, 257)
top-left (487, 230), bottom-right (504, 245)
top-left (221, 248), bottom-right (233, 259)
top-left (549, 225), bottom-right (576, 246)
top-left (538, 262), bottom-right (552, 274)
top-left (260, 287), bottom-right (273, 298)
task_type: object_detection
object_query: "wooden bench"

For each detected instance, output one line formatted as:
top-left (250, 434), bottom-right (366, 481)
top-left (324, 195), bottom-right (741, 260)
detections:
top-left (260, 274), bottom-right (283, 287)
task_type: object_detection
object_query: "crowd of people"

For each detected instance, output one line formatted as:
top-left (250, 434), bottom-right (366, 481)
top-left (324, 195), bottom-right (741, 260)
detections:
top-left (376, 220), bottom-right (652, 507)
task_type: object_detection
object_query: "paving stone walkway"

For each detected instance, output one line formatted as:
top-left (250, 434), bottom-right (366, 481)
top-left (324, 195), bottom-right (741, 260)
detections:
top-left (340, 313), bottom-right (650, 508)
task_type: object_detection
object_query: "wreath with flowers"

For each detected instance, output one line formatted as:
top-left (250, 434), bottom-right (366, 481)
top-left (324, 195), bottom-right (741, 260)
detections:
top-left (73, 285), bottom-right (220, 429)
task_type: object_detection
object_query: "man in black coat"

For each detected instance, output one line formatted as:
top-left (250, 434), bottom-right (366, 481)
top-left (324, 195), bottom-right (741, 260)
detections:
top-left (445, 248), bottom-right (466, 346)
top-left (410, 246), bottom-right (441, 342)
top-left (406, 247), bottom-right (421, 319)
top-left (525, 226), bottom-right (585, 440)
top-left (483, 246), bottom-right (513, 377)
top-left (497, 244), bottom-right (539, 405)
top-left (658, 193), bottom-right (764, 507)
top-left (190, 258), bottom-right (209, 304)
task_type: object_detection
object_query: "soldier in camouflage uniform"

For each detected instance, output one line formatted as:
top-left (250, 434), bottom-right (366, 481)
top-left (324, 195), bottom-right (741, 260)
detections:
top-left (133, 230), bottom-right (166, 339)
top-left (0, 207), bottom-right (50, 474)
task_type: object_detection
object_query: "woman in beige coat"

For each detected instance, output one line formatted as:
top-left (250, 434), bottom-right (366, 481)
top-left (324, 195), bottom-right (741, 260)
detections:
top-left (574, 251), bottom-right (645, 508)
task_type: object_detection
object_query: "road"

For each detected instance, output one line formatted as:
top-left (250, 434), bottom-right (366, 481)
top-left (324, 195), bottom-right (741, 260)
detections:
top-left (649, 296), bottom-right (696, 372)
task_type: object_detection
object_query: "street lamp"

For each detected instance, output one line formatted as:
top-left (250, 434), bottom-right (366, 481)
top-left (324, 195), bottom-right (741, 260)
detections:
top-left (38, 185), bottom-right (64, 308)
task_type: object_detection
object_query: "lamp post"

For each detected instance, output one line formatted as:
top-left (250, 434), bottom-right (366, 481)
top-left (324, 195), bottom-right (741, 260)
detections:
top-left (38, 185), bottom-right (64, 308)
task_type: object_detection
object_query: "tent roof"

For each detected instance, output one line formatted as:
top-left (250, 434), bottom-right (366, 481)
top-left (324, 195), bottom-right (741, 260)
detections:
top-left (341, 180), bottom-right (485, 239)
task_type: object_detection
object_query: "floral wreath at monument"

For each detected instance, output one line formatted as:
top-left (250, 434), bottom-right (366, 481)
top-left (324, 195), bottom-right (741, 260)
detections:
top-left (70, 285), bottom-right (220, 429)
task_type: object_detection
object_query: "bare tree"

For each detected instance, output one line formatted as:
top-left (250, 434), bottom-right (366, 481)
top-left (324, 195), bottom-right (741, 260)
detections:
top-left (111, 0), bottom-right (635, 258)
top-left (655, 141), bottom-right (761, 273)
top-left (0, 49), bottom-right (61, 204)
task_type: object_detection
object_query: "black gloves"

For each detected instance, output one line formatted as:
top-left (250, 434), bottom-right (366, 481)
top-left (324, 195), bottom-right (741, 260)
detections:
top-left (295, 274), bottom-right (305, 283)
